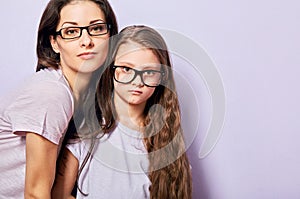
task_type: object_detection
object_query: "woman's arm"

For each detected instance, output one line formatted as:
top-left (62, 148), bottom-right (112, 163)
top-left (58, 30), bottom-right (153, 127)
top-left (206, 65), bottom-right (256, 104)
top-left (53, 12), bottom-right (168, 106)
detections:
top-left (51, 147), bottom-right (79, 199)
top-left (24, 132), bottom-right (58, 199)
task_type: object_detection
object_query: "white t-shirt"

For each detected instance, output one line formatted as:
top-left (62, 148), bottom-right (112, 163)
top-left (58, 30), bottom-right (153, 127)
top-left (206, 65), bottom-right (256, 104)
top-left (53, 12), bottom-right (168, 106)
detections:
top-left (67, 123), bottom-right (151, 199)
top-left (0, 68), bottom-right (74, 198)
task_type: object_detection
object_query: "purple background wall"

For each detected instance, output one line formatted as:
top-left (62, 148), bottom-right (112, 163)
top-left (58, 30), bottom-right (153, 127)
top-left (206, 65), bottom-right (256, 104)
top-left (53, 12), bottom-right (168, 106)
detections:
top-left (1, 1), bottom-right (300, 198)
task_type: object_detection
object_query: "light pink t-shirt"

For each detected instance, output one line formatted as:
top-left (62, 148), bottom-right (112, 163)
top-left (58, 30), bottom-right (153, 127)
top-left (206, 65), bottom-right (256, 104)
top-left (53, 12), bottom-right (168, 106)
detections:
top-left (0, 68), bottom-right (74, 198)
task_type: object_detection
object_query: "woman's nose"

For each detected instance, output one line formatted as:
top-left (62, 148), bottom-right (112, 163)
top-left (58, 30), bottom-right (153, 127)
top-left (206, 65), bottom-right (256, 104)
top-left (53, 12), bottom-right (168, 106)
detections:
top-left (79, 29), bottom-right (94, 48)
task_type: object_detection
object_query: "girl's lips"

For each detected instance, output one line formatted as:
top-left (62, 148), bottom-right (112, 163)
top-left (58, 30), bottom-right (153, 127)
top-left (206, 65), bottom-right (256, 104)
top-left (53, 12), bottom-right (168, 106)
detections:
top-left (77, 52), bottom-right (96, 60)
top-left (129, 90), bottom-right (142, 95)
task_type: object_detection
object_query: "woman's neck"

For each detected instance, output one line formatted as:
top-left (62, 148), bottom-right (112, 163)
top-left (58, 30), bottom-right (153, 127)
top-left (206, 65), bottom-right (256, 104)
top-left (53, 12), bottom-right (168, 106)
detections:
top-left (61, 67), bottom-right (93, 108)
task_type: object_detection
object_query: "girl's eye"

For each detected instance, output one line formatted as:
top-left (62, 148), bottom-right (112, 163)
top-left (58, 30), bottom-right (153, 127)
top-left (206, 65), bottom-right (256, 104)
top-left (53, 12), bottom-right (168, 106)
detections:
top-left (144, 70), bottom-right (156, 76)
top-left (145, 71), bottom-right (154, 75)
top-left (121, 67), bottom-right (132, 73)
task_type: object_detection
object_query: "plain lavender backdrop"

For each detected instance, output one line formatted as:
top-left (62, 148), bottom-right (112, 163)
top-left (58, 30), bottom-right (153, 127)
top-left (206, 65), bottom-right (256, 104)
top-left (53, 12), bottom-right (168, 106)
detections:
top-left (0, 1), bottom-right (300, 199)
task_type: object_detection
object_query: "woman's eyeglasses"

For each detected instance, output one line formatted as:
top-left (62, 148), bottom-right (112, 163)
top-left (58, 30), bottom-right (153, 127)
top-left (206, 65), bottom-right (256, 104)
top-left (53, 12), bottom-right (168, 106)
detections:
top-left (55, 23), bottom-right (110, 39)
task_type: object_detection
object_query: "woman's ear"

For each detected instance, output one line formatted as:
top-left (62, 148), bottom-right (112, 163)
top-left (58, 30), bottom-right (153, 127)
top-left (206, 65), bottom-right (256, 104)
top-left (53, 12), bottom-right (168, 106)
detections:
top-left (50, 35), bottom-right (60, 54)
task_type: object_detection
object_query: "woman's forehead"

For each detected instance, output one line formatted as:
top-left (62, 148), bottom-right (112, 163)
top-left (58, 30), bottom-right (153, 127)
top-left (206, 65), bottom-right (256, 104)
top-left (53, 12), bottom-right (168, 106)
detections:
top-left (58, 1), bottom-right (105, 27)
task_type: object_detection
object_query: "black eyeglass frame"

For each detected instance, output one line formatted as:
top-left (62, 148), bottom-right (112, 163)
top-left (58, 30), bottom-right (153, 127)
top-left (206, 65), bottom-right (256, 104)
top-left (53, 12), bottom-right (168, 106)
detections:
top-left (55, 23), bottom-right (111, 40)
top-left (111, 65), bottom-right (165, 87)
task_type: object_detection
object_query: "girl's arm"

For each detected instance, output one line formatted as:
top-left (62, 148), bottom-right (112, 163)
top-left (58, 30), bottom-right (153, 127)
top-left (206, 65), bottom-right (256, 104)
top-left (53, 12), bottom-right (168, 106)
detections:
top-left (24, 132), bottom-right (58, 199)
top-left (51, 147), bottom-right (79, 199)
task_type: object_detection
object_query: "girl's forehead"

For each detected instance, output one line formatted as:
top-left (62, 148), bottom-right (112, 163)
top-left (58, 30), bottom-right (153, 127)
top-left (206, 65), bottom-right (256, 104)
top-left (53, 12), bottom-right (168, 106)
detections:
top-left (115, 43), bottom-right (160, 67)
top-left (116, 42), bottom-right (143, 57)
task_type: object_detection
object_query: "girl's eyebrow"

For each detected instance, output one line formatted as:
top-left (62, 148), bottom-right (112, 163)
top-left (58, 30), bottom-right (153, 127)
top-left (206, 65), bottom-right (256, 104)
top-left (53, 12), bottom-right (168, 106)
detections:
top-left (141, 66), bottom-right (162, 71)
top-left (115, 61), bottom-right (161, 70)
top-left (115, 61), bottom-right (134, 67)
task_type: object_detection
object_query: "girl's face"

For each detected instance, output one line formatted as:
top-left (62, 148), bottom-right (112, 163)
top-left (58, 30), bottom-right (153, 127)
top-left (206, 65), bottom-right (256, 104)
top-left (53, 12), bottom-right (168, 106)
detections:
top-left (50, 1), bottom-right (109, 76)
top-left (113, 42), bottom-right (161, 107)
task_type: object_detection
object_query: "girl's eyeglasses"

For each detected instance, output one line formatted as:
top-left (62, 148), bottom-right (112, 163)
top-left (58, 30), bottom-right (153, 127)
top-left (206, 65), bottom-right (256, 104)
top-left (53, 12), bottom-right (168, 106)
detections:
top-left (112, 65), bottom-right (164, 87)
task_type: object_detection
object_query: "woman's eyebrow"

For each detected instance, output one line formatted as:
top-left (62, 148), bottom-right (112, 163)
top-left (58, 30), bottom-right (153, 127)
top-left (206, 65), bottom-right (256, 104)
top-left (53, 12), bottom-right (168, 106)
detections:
top-left (60, 21), bottom-right (78, 27)
top-left (90, 19), bottom-right (105, 24)
top-left (60, 19), bottom-right (105, 28)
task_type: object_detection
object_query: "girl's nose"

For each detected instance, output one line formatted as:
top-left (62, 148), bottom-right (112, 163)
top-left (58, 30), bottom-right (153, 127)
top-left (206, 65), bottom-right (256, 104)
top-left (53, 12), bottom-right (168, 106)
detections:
top-left (131, 74), bottom-right (144, 87)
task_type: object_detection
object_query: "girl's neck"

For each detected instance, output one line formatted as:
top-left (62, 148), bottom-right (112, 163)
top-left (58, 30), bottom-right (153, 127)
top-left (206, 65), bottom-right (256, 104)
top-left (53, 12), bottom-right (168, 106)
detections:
top-left (113, 93), bottom-right (145, 131)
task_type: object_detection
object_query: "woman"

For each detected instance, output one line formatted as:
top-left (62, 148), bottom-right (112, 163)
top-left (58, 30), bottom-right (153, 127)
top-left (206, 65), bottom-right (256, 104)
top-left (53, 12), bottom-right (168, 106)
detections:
top-left (0, 0), bottom-right (117, 198)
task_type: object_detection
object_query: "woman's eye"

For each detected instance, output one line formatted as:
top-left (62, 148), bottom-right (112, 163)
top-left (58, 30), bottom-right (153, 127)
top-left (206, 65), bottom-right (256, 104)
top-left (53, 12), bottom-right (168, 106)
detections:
top-left (94, 25), bottom-right (104, 32)
top-left (64, 28), bottom-right (79, 35)
top-left (90, 24), bottom-right (106, 33)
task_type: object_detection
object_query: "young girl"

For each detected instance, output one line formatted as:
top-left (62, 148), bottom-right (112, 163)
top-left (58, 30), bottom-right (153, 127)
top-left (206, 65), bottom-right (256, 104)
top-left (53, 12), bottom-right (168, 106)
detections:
top-left (52, 25), bottom-right (192, 198)
top-left (0, 0), bottom-right (117, 198)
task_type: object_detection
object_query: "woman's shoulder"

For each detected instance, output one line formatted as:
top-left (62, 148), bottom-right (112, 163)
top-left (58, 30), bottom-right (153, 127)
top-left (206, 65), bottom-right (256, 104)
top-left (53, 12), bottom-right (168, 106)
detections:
top-left (32, 68), bottom-right (69, 87)
top-left (26, 68), bottom-right (72, 101)
top-left (2, 68), bottom-right (74, 114)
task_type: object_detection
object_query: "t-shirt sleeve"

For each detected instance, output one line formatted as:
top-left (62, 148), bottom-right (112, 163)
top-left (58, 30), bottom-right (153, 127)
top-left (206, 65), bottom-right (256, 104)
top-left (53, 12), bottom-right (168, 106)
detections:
top-left (66, 141), bottom-right (81, 161)
top-left (66, 139), bottom-right (91, 162)
top-left (6, 80), bottom-right (73, 145)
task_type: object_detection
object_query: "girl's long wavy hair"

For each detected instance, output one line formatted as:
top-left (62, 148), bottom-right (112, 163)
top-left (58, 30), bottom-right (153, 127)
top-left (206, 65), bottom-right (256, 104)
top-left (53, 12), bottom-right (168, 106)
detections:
top-left (97, 25), bottom-right (192, 198)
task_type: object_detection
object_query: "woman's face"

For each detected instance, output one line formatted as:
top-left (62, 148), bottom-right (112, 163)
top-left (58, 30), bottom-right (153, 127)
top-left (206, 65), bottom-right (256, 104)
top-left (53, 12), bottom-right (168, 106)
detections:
top-left (50, 1), bottom-right (109, 76)
top-left (113, 42), bottom-right (161, 107)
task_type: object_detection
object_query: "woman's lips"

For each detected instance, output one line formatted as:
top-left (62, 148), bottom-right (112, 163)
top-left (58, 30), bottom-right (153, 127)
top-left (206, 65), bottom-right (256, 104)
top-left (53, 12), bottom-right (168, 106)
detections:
top-left (77, 52), bottom-right (96, 60)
